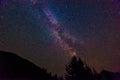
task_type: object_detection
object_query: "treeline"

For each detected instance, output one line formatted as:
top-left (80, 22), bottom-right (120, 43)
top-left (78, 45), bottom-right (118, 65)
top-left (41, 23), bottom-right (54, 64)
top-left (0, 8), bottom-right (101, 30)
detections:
top-left (64, 56), bottom-right (120, 80)
top-left (0, 51), bottom-right (120, 80)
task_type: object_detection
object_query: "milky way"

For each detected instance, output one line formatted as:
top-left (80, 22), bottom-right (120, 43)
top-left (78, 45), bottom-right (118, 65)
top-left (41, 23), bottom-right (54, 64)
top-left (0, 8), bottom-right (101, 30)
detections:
top-left (42, 7), bottom-right (77, 56)
top-left (0, 0), bottom-right (120, 75)
top-left (29, 0), bottom-right (84, 57)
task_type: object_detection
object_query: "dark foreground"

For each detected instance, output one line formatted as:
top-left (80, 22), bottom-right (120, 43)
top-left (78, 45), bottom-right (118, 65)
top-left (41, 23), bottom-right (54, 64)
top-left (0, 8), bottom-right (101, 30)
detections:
top-left (0, 51), bottom-right (120, 80)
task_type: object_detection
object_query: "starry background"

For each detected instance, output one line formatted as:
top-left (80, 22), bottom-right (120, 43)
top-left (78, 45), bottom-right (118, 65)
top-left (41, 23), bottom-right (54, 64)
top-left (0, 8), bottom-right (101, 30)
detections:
top-left (0, 0), bottom-right (120, 75)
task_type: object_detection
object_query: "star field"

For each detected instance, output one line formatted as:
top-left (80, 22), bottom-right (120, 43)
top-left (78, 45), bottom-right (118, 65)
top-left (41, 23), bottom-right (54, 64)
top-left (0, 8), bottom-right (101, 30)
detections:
top-left (0, 0), bottom-right (120, 75)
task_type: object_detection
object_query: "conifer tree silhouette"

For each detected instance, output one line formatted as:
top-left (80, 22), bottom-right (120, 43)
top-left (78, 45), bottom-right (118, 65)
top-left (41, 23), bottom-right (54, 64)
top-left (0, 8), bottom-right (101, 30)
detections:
top-left (65, 56), bottom-right (94, 80)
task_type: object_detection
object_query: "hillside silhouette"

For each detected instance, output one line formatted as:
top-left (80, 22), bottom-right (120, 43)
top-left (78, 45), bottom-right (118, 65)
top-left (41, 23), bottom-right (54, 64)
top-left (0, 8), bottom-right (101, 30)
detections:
top-left (0, 51), bottom-right (120, 80)
top-left (0, 51), bottom-right (58, 80)
top-left (98, 70), bottom-right (120, 80)
top-left (65, 56), bottom-right (120, 80)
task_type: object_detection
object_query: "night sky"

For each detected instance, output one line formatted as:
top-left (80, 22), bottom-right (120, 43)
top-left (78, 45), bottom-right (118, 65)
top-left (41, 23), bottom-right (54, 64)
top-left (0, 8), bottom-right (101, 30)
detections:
top-left (0, 0), bottom-right (120, 75)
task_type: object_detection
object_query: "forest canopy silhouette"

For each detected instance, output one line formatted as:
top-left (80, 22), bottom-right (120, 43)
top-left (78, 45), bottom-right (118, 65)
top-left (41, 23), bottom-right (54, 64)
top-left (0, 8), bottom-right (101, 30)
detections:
top-left (0, 51), bottom-right (120, 80)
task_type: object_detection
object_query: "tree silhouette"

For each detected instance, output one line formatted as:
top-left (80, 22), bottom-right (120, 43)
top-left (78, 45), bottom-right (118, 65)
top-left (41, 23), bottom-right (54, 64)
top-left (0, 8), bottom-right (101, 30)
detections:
top-left (65, 56), bottom-right (95, 80)
top-left (0, 51), bottom-right (120, 80)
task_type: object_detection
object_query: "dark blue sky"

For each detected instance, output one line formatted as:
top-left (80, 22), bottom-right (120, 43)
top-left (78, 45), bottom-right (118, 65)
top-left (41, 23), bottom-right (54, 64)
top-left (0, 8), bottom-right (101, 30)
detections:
top-left (0, 0), bottom-right (120, 75)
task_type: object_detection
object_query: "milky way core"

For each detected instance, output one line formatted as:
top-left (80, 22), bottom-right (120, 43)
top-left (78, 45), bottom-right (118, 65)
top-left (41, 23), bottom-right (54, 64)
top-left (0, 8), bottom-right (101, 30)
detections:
top-left (0, 0), bottom-right (120, 75)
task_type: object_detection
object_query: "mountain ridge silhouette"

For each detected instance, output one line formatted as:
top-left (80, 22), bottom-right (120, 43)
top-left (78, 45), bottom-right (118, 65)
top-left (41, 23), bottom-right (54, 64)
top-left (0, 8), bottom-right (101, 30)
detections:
top-left (0, 51), bottom-right (120, 80)
top-left (0, 51), bottom-right (56, 80)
